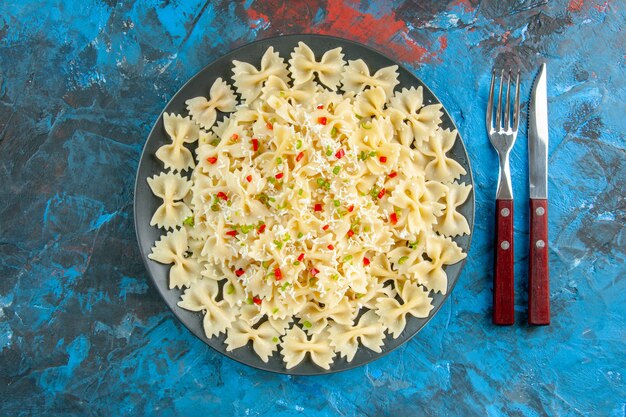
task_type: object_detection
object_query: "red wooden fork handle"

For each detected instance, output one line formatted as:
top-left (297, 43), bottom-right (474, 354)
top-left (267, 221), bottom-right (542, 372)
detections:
top-left (529, 199), bottom-right (550, 325)
top-left (493, 199), bottom-right (515, 325)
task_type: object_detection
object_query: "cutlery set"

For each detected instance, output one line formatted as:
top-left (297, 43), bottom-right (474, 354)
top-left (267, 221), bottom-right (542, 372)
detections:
top-left (487, 64), bottom-right (550, 326)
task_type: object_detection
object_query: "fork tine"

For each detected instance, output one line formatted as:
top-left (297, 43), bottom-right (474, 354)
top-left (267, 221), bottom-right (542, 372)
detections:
top-left (512, 70), bottom-right (521, 131)
top-left (486, 69), bottom-right (495, 131)
top-left (504, 71), bottom-right (511, 130)
top-left (495, 69), bottom-right (504, 129)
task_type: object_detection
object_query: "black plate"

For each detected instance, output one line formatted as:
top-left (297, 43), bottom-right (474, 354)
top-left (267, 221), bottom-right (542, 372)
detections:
top-left (134, 34), bottom-right (474, 375)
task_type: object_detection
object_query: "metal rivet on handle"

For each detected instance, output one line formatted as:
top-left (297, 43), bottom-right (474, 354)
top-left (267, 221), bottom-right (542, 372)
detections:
top-left (501, 208), bottom-right (510, 217)
top-left (536, 207), bottom-right (545, 216)
top-left (536, 240), bottom-right (545, 248)
top-left (501, 241), bottom-right (510, 250)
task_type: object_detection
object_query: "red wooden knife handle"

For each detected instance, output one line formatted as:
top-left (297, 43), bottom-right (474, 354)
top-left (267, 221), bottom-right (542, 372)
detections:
top-left (529, 199), bottom-right (550, 325)
top-left (493, 199), bottom-right (515, 325)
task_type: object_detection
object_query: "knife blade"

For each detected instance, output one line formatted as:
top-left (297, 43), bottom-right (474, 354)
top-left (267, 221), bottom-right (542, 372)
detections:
top-left (528, 63), bottom-right (548, 199)
top-left (528, 63), bottom-right (550, 325)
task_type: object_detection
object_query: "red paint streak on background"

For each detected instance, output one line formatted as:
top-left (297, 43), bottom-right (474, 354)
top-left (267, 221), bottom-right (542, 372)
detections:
top-left (449, 0), bottom-right (475, 12)
top-left (244, 0), bottom-right (441, 64)
top-left (567, 0), bottom-right (585, 12)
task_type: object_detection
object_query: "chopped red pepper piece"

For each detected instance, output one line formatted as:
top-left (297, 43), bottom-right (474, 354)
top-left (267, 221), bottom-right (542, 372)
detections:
top-left (226, 230), bottom-right (237, 237)
top-left (347, 205), bottom-right (354, 212)
top-left (388, 171), bottom-right (398, 178)
top-left (266, 122), bottom-right (273, 130)
top-left (275, 173), bottom-right (284, 180)
top-left (318, 116), bottom-right (328, 125)
top-left (253, 296), bottom-right (262, 305)
top-left (207, 156), bottom-right (218, 164)
top-left (363, 257), bottom-right (371, 266)
top-left (258, 224), bottom-right (266, 234)
top-left (379, 156), bottom-right (387, 163)
top-left (317, 105), bottom-right (324, 109)
top-left (335, 149), bottom-right (345, 159)
top-left (389, 212), bottom-right (398, 225)
top-left (296, 151), bottom-right (304, 162)
top-left (246, 175), bottom-right (252, 183)
top-left (251, 138), bottom-right (259, 152)
top-left (314, 203), bottom-right (323, 212)
top-left (310, 268), bottom-right (319, 276)
top-left (231, 133), bottom-right (239, 142)
top-left (297, 253), bottom-right (305, 262)
top-left (322, 224), bottom-right (329, 231)
top-left (235, 268), bottom-right (245, 277)
top-left (347, 230), bottom-right (354, 238)
top-left (377, 188), bottom-right (386, 199)
top-left (327, 244), bottom-right (334, 250)
top-left (217, 191), bottom-right (228, 201)
top-left (274, 268), bottom-right (282, 281)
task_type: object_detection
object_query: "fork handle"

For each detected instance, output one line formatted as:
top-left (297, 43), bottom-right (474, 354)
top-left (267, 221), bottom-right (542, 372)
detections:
top-left (493, 199), bottom-right (515, 325)
top-left (529, 199), bottom-right (550, 325)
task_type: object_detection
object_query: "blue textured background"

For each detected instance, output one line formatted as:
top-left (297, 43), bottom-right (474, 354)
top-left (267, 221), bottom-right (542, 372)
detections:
top-left (1, 1), bottom-right (624, 416)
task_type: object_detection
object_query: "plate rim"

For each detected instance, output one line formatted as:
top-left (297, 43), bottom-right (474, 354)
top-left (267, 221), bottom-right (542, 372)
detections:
top-left (133, 33), bottom-right (475, 375)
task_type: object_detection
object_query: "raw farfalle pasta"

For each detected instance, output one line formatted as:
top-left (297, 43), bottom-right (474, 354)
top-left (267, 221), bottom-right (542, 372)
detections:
top-left (185, 77), bottom-right (237, 130)
top-left (147, 43), bottom-right (472, 370)
top-left (147, 172), bottom-right (192, 230)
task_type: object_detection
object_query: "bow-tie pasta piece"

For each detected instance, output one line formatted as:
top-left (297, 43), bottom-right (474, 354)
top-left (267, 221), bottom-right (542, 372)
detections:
top-left (376, 281), bottom-right (434, 338)
top-left (435, 182), bottom-right (472, 237)
top-left (232, 46), bottom-right (289, 103)
top-left (423, 128), bottom-right (467, 182)
top-left (280, 325), bottom-right (335, 370)
top-left (341, 59), bottom-right (399, 97)
top-left (388, 86), bottom-right (443, 147)
top-left (225, 320), bottom-right (281, 362)
top-left (185, 78), bottom-right (237, 130)
top-left (147, 172), bottom-right (192, 230)
top-left (289, 42), bottom-right (346, 89)
top-left (149, 227), bottom-right (202, 289)
top-left (409, 234), bottom-right (466, 294)
top-left (328, 310), bottom-right (386, 361)
top-left (156, 113), bottom-right (199, 172)
top-left (177, 278), bottom-right (236, 338)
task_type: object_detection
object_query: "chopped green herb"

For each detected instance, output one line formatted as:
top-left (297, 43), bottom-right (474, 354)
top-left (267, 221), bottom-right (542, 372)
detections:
top-left (276, 157), bottom-right (283, 165)
top-left (333, 199), bottom-right (340, 207)
top-left (183, 216), bottom-right (194, 227)
top-left (355, 293), bottom-right (364, 299)
top-left (297, 232), bottom-right (304, 239)
top-left (355, 113), bottom-right (363, 119)
top-left (333, 166), bottom-right (341, 175)
top-left (283, 233), bottom-right (291, 241)
top-left (317, 178), bottom-right (325, 187)
top-left (226, 284), bottom-right (235, 295)
top-left (364, 226), bottom-right (371, 232)
top-left (281, 282), bottom-right (291, 291)
top-left (330, 126), bottom-right (338, 137)
top-left (268, 177), bottom-right (276, 183)
top-left (268, 197), bottom-right (276, 202)
top-left (262, 260), bottom-right (271, 269)
top-left (331, 274), bottom-right (339, 281)
top-left (296, 139), bottom-right (302, 149)
top-left (369, 151), bottom-right (377, 157)
top-left (272, 336), bottom-right (279, 343)
top-left (323, 181), bottom-right (331, 190)
top-left (272, 308), bottom-right (279, 315)
top-left (302, 320), bottom-right (312, 328)
top-left (326, 146), bottom-right (332, 156)
top-left (408, 240), bottom-right (419, 249)
top-left (279, 90), bottom-right (286, 97)
top-left (361, 121), bottom-right (372, 129)
top-left (298, 189), bottom-right (303, 196)
top-left (226, 201), bottom-right (232, 207)
top-left (210, 139), bottom-right (220, 146)
top-left (398, 256), bottom-right (409, 265)
top-left (210, 204), bottom-right (219, 212)
top-left (273, 240), bottom-right (284, 250)
top-left (293, 260), bottom-right (300, 266)
top-left (246, 297), bottom-right (253, 305)
top-left (343, 255), bottom-right (353, 262)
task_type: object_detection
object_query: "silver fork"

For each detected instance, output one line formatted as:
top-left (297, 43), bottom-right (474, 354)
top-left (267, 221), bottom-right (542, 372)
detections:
top-left (486, 69), bottom-right (520, 326)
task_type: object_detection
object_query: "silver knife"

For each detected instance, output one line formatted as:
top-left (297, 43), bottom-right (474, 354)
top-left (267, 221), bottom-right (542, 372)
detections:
top-left (528, 63), bottom-right (550, 325)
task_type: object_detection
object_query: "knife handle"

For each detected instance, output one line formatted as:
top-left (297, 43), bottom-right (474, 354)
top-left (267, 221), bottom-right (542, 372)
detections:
top-left (529, 199), bottom-right (550, 325)
top-left (493, 199), bottom-right (515, 325)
